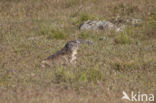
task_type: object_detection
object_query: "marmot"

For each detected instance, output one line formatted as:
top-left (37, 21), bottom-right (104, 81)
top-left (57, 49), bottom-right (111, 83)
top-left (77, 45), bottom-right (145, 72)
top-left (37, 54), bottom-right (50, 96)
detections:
top-left (41, 39), bottom-right (93, 67)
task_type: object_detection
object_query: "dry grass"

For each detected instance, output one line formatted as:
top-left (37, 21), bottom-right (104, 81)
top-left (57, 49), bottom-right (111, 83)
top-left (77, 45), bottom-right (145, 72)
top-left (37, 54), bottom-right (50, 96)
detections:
top-left (0, 0), bottom-right (156, 103)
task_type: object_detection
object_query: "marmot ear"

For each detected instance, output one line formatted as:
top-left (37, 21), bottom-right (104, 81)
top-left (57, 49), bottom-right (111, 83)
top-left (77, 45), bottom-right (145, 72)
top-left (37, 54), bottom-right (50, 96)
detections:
top-left (65, 43), bottom-right (69, 48)
top-left (65, 43), bottom-right (71, 51)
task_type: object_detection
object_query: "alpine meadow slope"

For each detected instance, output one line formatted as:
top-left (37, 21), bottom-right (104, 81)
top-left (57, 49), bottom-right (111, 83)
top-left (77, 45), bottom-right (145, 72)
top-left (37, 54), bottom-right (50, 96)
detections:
top-left (0, 0), bottom-right (156, 103)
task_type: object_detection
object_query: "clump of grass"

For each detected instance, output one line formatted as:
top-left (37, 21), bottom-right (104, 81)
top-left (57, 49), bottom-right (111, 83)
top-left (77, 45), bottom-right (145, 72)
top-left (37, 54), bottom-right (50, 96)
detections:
top-left (52, 67), bottom-right (102, 84)
top-left (113, 60), bottom-right (138, 72)
top-left (114, 27), bottom-right (134, 44)
top-left (39, 24), bottom-right (67, 39)
top-left (73, 13), bottom-right (98, 25)
top-left (39, 24), bottom-right (50, 36)
top-left (142, 15), bottom-right (156, 39)
top-left (113, 3), bottom-right (140, 16)
top-left (48, 28), bottom-right (67, 39)
top-left (0, 74), bottom-right (9, 86)
top-left (78, 31), bottom-right (97, 39)
top-left (79, 13), bottom-right (92, 22)
top-left (113, 57), bottom-right (156, 73)
top-left (52, 67), bottom-right (75, 84)
top-left (79, 31), bottom-right (90, 39)
top-left (77, 68), bottom-right (102, 83)
top-left (114, 33), bottom-right (133, 44)
top-left (65, 0), bottom-right (83, 8)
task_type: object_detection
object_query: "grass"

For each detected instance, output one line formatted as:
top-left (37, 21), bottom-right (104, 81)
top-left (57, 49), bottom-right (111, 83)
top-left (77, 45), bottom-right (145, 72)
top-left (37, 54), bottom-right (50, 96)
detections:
top-left (78, 31), bottom-right (94, 39)
top-left (39, 24), bottom-right (67, 39)
top-left (114, 28), bottom-right (134, 44)
top-left (64, 0), bottom-right (84, 8)
top-left (52, 66), bottom-right (102, 84)
top-left (0, 0), bottom-right (156, 103)
top-left (73, 12), bottom-right (99, 26)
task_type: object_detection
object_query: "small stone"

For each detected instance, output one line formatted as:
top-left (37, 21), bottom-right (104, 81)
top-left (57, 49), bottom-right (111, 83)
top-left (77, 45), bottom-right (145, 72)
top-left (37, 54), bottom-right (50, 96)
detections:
top-left (136, 41), bottom-right (140, 46)
top-left (28, 36), bottom-right (42, 40)
top-left (131, 19), bottom-right (142, 25)
top-left (99, 37), bottom-right (107, 41)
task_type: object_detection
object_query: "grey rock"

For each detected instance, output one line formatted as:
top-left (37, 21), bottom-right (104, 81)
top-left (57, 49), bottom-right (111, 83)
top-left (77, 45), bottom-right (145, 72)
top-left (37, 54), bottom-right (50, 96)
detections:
top-left (28, 36), bottom-right (42, 41)
top-left (110, 16), bottom-right (142, 26)
top-left (124, 18), bottom-right (142, 25)
top-left (131, 19), bottom-right (142, 25)
top-left (80, 20), bottom-right (125, 32)
top-left (78, 39), bottom-right (94, 45)
top-left (99, 37), bottom-right (107, 41)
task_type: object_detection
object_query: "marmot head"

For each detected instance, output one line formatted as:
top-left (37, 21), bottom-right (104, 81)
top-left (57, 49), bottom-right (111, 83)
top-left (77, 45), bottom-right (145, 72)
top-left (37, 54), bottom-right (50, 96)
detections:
top-left (65, 40), bottom-right (80, 52)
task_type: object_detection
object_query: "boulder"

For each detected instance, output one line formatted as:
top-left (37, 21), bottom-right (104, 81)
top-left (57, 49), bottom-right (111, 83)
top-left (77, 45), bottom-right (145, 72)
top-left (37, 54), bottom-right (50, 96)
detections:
top-left (79, 20), bottom-right (125, 32)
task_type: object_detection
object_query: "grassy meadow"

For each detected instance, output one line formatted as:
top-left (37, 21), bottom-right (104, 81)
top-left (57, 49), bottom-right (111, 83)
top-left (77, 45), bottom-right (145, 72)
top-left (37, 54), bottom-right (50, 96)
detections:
top-left (0, 0), bottom-right (156, 103)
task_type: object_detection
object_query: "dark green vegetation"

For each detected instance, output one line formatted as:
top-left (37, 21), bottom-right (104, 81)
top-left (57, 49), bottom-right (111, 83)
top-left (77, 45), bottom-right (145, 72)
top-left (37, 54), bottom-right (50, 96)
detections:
top-left (0, 0), bottom-right (156, 103)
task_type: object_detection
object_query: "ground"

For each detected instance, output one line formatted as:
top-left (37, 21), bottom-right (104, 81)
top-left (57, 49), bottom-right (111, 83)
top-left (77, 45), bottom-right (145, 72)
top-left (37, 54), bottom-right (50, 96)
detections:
top-left (0, 0), bottom-right (156, 103)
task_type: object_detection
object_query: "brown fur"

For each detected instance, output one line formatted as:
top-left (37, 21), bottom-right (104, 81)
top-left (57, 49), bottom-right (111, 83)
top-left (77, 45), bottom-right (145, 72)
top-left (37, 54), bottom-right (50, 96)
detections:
top-left (41, 40), bottom-right (80, 67)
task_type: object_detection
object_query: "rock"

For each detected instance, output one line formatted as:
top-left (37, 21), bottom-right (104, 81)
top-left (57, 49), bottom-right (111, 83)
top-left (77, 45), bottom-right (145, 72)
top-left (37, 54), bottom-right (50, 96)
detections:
top-left (99, 37), bottom-right (107, 41)
top-left (84, 40), bottom-right (94, 45)
top-left (110, 16), bottom-right (142, 26)
top-left (79, 20), bottom-right (125, 32)
top-left (136, 41), bottom-right (140, 46)
top-left (78, 39), bottom-right (94, 45)
top-left (131, 19), bottom-right (142, 25)
top-left (28, 36), bottom-right (42, 40)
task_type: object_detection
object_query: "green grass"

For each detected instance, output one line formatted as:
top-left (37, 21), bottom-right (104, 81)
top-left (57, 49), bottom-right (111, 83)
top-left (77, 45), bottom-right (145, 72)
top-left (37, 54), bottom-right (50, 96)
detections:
top-left (73, 12), bottom-right (99, 25)
top-left (65, 0), bottom-right (84, 8)
top-left (52, 67), bottom-right (102, 84)
top-left (78, 31), bottom-right (93, 39)
top-left (114, 33), bottom-right (133, 44)
top-left (114, 27), bottom-right (138, 44)
top-left (39, 24), bottom-right (67, 39)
